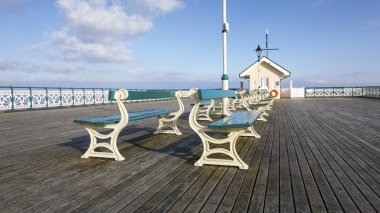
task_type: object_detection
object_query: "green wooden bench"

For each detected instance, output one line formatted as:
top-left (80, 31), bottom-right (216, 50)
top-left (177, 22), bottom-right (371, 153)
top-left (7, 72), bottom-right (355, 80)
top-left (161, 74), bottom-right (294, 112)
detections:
top-left (73, 89), bottom-right (184, 161)
top-left (189, 88), bottom-right (262, 169)
top-left (190, 90), bottom-right (239, 121)
top-left (241, 91), bottom-right (273, 121)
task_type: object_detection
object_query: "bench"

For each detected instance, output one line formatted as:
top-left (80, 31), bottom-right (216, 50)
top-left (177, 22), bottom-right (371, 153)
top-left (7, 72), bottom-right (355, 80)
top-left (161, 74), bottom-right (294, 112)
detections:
top-left (241, 92), bottom-right (273, 121)
top-left (189, 88), bottom-right (262, 169)
top-left (73, 89), bottom-right (184, 161)
top-left (191, 90), bottom-right (240, 121)
top-left (192, 100), bottom-right (215, 121)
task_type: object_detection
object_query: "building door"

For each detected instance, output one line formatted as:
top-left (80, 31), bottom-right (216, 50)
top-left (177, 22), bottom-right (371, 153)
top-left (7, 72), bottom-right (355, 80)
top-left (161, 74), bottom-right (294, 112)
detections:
top-left (261, 77), bottom-right (269, 90)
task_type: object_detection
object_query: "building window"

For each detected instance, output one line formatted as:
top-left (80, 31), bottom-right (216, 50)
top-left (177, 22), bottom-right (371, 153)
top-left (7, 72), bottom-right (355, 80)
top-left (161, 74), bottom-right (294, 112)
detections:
top-left (261, 77), bottom-right (269, 89)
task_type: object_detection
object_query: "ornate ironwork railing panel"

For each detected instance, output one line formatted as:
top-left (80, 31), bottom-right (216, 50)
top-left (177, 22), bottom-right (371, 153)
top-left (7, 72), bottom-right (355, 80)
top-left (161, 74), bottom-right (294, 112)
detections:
top-left (364, 86), bottom-right (380, 98)
top-left (31, 88), bottom-right (47, 109)
top-left (0, 88), bottom-right (12, 111)
top-left (73, 89), bottom-right (85, 106)
top-left (48, 89), bottom-right (61, 107)
top-left (305, 86), bottom-right (380, 98)
top-left (0, 86), bottom-right (189, 112)
top-left (13, 88), bottom-right (31, 110)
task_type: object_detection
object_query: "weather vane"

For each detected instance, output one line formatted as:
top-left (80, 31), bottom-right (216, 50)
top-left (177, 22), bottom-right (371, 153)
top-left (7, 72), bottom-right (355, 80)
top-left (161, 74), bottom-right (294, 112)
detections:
top-left (263, 29), bottom-right (280, 58)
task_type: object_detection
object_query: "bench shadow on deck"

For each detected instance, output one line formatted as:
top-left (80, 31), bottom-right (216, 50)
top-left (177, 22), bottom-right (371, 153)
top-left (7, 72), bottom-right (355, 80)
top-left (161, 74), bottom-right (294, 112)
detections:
top-left (0, 98), bottom-right (380, 212)
top-left (63, 127), bottom-right (199, 164)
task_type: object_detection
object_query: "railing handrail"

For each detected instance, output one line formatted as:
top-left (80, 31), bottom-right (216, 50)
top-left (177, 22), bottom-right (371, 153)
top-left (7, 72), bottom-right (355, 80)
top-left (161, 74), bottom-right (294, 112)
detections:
top-left (0, 86), bottom-right (190, 112)
top-left (305, 86), bottom-right (380, 99)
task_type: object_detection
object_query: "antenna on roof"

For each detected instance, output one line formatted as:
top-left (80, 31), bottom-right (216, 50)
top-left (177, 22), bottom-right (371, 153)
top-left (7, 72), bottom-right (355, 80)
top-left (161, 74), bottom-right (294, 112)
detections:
top-left (266, 28), bottom-right (269, 57)
top-left (263, 28), bottom-right (280, 58)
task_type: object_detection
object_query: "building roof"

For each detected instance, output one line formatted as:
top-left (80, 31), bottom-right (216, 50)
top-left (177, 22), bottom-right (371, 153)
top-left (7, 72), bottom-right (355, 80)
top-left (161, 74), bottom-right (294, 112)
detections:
top-left (239, 56), bottom-right (291, 79)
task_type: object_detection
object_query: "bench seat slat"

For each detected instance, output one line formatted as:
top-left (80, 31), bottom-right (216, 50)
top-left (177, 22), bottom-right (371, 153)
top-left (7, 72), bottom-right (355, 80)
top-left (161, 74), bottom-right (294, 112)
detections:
top-left (73, 109), bottom-right (174, 125)
top-left (249, 100), bottom-right (271, 106)
top-left (108, 90), bottom-right (176, 101)
top-left (190, 102), bottom-right (213, 107)
top-left (208, 111), bottom-right (262, 129)
top-left (198, 89), bottom-right (235, 100)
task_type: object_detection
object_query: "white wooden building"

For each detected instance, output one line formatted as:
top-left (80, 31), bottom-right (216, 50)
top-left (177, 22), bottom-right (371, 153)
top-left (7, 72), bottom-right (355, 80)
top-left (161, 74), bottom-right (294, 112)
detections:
top-left (239, 56), bottom-right (291, 99)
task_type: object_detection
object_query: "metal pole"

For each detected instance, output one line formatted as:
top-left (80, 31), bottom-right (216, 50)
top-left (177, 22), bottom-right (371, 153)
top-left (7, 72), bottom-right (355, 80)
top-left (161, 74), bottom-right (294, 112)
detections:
top-left (266, 29), bottom-right (269, 57)
top-left (221, 0), bottom-right (229, 117)
top-left (258, 56), bottom-right (260, 88)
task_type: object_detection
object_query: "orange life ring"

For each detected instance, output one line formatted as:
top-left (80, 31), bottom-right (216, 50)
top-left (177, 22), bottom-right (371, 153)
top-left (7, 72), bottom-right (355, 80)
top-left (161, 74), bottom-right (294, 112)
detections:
top-left (270, 89), bottom-right (278, 97)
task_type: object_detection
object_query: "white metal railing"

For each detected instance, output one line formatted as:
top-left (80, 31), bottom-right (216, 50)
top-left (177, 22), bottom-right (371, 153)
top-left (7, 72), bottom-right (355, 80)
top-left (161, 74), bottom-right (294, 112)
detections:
top-left (0, 86), bottom-right (190, 112)
top-left (305, 86), bottom-right (380, 98)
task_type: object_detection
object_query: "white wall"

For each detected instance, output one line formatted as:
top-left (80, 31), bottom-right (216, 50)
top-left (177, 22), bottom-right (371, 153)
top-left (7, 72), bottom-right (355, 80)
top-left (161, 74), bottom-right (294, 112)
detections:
top-left (291, 87), bottom-right (305, 98)
top-left (280, 88), bottom-right (291, 98)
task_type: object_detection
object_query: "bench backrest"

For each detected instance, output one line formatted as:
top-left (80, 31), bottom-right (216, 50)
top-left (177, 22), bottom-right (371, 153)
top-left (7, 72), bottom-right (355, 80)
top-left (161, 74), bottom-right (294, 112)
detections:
top-left (108, 90), bottom-right (177, 101)
top-left (194, 89), bottom-right (236, 101)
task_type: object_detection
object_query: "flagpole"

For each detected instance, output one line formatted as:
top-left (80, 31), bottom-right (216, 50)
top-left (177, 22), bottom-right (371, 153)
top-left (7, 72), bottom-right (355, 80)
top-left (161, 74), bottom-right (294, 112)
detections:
top-left (221, 0), bottom-right (229, 117)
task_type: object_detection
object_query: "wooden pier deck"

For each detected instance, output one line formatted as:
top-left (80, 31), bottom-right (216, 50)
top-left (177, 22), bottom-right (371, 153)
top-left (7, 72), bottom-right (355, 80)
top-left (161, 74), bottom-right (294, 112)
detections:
top-left (1, 98), bottom-right (379, 212)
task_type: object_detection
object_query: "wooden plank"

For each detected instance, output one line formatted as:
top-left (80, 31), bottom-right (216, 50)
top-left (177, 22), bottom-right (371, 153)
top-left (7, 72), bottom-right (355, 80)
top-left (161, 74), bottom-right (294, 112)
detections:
top-left (286, 102), bottom-right (344, 212)
top-left (230, 122), bottom-right (269, 212)
top-left (285, 112), bottom-right (326, 212)
top-left (150, 167), bottom-right (210, 212)
top-left (166, 168), bottom-right (218, 212)
top-left (248, 107), bottom-right (276, 212)
top-left (278, 103), bottom-right (295, 213)
top-left (214, 137), bottom-right (260, 212)
top-left (264, 102), bottom-right (281, 212)
top-left (289, 100), bottom-right (359, 212)
top-left (281, 103), bottom-right (312, 212)
top-left (106, 163), bottom-right (191, 212)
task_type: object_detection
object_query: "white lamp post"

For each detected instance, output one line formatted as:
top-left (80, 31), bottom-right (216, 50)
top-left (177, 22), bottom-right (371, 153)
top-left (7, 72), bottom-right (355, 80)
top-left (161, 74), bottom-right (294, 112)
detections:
top-left (221, 0), bottom-right (229, 117)
top-left (255, 45), bottom-right (262, 90)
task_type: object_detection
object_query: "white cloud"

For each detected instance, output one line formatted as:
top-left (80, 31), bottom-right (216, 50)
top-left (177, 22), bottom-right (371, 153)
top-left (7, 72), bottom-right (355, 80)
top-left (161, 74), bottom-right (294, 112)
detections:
top-left (0, 59), bottom-right (188, 82)
top-left (0, 59), bottom-right (85, 73)
top-left (49, 28), bottom-right (133, 62)
top-left (46, 0), bottom-right (184, 63)
top-left (127, 0), bottom-right (184, 15)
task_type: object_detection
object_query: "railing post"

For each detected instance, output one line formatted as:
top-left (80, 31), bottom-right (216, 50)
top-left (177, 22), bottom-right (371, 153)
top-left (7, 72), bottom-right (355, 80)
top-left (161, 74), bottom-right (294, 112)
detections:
top-left (102, 88), bottom-right (105, 104)
top-left (60, 87), bottom-right (63, 107)
top-left (45, 87), bottom-right (49, 109)
top-left (83, 88), bottom-right (86, 105)
top-left (29, 87), bottom-right (33, 110)
top-left (72, 88), bottom-right (74, 107)
top-left (93, 88), bottom-right (96, 105)
top-left (10, 86), bottom-right (14, 111)
top-left (109, 89), bottom-right (113, 103)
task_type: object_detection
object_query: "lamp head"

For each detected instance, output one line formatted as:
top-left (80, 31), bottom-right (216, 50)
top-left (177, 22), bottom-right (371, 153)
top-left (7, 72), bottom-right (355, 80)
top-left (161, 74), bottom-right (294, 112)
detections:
top-left (255, 45), bottom-right (262, 58)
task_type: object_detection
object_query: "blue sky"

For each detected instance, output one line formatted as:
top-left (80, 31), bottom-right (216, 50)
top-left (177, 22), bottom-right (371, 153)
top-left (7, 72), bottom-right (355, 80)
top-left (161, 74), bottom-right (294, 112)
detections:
top-left (0, 0), bottom-right (379, 89)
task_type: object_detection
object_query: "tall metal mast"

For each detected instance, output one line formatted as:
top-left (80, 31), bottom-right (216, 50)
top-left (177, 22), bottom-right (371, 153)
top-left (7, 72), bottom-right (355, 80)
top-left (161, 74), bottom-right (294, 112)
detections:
top-left (221, 0), bottom-right (229, 117)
